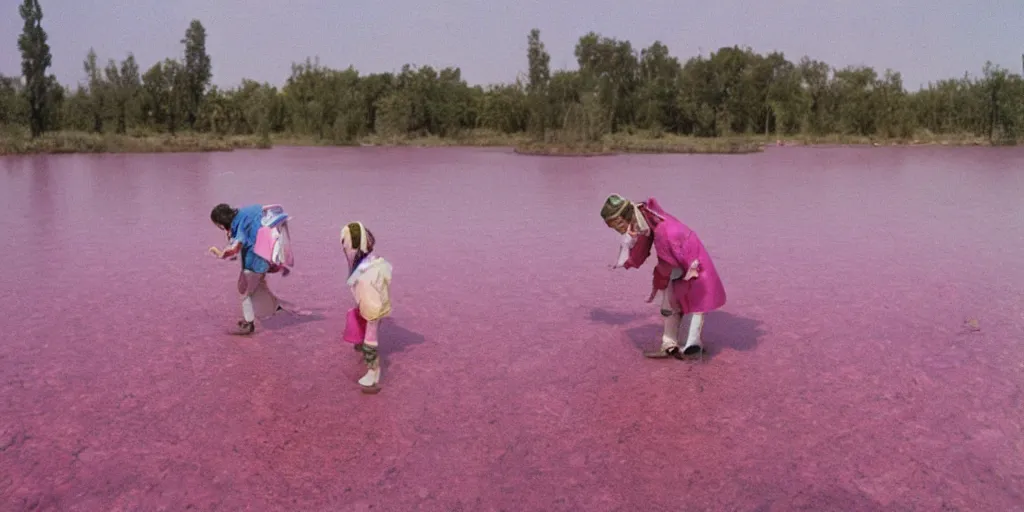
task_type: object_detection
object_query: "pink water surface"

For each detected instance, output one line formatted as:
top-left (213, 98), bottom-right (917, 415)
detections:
top-left (2, 146), bottom-right (1024, 511)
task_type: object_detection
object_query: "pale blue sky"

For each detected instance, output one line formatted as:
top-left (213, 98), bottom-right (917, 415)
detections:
top-left (1, 0), bottom-right (1021, 91)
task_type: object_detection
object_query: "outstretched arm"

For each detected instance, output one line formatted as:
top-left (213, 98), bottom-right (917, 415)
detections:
top-left (621, 233), bottom-right (654, 269)
top-left (209, 240), bottom-right (242, 259)
top-left (612, 233), bottom-right (633, 268)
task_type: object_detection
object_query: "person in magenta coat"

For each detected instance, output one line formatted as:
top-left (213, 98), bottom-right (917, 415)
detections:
top-left (601, 194), bottom-right (727, 359)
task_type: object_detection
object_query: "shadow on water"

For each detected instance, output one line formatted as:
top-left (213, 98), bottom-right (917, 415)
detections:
top-left (747, 480), bottom-right (884, 512)
top-left (260, 310), bottom-right (327, 330)
top-left (315, 319), bottom-right (425, 373)
top-left (589, 307), bottom-right (644, 326)
top-left (375, 321), bottom-right (427, 373)
top-left (621, 310), bottom-right (767, 360)
top-left (379, 321), bottom-right (426, 356)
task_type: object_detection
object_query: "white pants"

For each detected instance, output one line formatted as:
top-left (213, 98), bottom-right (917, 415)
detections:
top-left (238, 271), bottom-right (281, 322)
top-left (662, 311), bottom-right (704, 350)
top-left (660, 269), bottom-right (704, 350)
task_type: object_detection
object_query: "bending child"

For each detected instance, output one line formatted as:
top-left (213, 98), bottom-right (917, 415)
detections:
top-left (602, 194), bottom-right (726, 359)
top-left (209, 203), bottom-right (297, 335)
top-left (340, 222), bottom-right (393, 394)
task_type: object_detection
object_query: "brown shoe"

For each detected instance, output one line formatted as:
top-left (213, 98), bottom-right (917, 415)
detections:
top-left (644, 345), bottom-right (687, 359)
top-left (230, 320), bottom-right (255, 336)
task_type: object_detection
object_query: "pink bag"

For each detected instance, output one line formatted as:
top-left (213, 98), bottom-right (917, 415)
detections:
top-left (253, 226), bottom-right (276, 264)
top-left (253, 205), bottom-right (295, 271)
top-left (342, 307), bottom-right (367, 344)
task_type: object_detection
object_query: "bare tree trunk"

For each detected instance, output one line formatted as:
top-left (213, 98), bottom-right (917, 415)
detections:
top-left (989, 88), bottom-right (997, 142)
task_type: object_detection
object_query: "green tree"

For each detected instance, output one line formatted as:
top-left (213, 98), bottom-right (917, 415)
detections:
top-left (359, 73), bottom-right (395, 134)
top-left (162, 58), bottom-right (187, 134)
top-left (873, 70), bottom-right (913, 139)
top-left (526, 28), bottom-right (551, 136)
top-left (574, 32), bottom-right (639, 132)
top-left (798, 57), bottom-right (835, 134)
top-left (105, 54), bottom-right (141, 134)
top-left (17, 0), bottom-right (53, 137)
top-left (60, 85), bottom-right (91, 132)
top-left (374, 92), bottom-right (414, 137)
top-left (41, 75), bottom-right (64, 130)
top-left (832, 65), bottom-right (878, 135)
top-left (0, 75), bottom-right (27, 129)
top-left (547, 70), bottom-right (582, 131)
top-left (636, 41), bottom-right (682, 133)
top-left (83, 48), bottom-right (106, 133)
top-left (181, 19), bottom-right (211, 130)
top-left (141, 61), bottom-right (168, 129)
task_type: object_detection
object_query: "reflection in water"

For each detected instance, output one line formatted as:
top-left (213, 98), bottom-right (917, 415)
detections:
top-left (27, 156), bottom-right (56, 232)
top-left (24, 157), bottom-right (62, 279)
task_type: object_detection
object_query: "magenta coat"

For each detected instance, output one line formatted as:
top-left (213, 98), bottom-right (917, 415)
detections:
top-left (622, 197), bottom-right (727, 315)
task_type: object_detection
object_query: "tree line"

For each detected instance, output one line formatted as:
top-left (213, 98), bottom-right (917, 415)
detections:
top-left (3, 0), bottom-right (1023, 145)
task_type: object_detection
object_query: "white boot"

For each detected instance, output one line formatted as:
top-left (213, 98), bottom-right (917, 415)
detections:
top-left (682, 313), bottom-right (705, 356)
top-left (358, 366), bottom-right (381, 393)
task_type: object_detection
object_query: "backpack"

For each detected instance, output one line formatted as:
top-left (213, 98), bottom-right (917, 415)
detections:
top-left (253, 204), bottom-right (295, 271)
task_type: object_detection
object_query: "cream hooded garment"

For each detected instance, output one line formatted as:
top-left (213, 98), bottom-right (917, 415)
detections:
top-left (341, 222), bottom-right (394, 321)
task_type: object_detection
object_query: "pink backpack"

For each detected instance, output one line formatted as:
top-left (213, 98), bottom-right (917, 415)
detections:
top-left (252, 204), bottom-right (295, 271)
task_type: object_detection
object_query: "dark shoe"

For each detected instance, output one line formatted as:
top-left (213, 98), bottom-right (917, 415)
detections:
top-left (643, 345), bottom-right (677, 359)
top-left (682, 344), bottom-right (704, 356)
top-left (674, 349), bottom-right (693, 360)
top-left (667, 346), bottom-right (686, 360)
top-left (230, 320), bottom-right (255, 336)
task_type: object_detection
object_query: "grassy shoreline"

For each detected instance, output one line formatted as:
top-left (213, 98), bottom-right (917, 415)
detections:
top-left (0, 128), bottom-right (1012, 156)
top-left (514, 134), bottom-right (764, 156)
top-left (0, 131), bottom-right (270, 155)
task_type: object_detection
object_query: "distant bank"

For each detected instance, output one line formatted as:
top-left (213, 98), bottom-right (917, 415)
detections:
top-left (0, 129), bottom-right (1005, 157)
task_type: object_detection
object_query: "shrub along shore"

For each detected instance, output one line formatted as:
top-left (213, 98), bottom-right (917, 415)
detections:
top-left (0, 129), bottom-right (1001, 157)
top-left (5, 10), bottom-right (1022, 158)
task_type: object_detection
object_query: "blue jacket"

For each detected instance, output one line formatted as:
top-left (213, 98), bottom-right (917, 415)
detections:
top-left (230, 204), bottom-right (270, 273)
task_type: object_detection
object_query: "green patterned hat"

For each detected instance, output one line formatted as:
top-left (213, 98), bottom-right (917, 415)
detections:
top-left (600, 194), bottom-right (631, 221)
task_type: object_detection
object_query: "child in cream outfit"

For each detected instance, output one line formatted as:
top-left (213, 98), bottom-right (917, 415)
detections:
top-left (340, 222), bottom-right (393, 393)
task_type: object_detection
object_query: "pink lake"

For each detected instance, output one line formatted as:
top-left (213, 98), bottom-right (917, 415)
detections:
top-left (1, 146), bottom-right (1023, 511)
